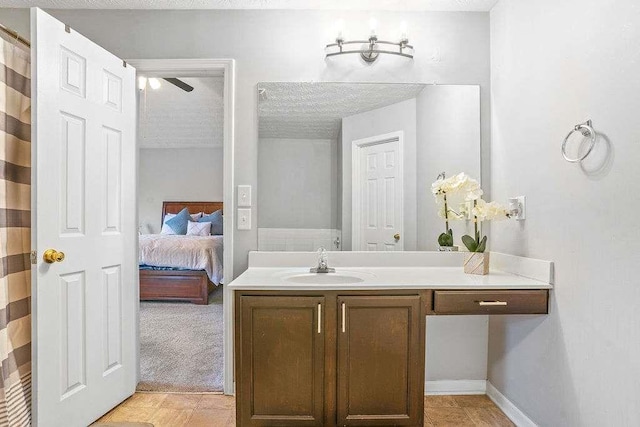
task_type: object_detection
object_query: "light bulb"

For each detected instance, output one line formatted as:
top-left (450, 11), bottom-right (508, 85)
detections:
top-left (148, 78), bottom-right (161, 90)
top-left (138, 76), bottom-right (147, 90)
top-left (369, 17), bottom-right (378, 37)
top-left (400, 21), bottom-right (408, 41)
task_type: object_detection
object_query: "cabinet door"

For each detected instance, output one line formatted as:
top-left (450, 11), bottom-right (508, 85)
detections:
top-left (337, 295), bottom-right (423, 426)
top-left (238, 296), bottom-right (325, 426)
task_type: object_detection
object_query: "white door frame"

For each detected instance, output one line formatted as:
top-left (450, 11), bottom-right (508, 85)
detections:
top-left (351, 131), bottom-right (404, 251)
top-left (126, 58), bottom-right (236, 395)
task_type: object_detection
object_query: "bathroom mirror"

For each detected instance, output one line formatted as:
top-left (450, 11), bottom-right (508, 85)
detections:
top-left (257, 82), bottom-right (481, 251)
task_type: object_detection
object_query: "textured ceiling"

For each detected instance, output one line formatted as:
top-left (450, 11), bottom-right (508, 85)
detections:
top-left (2, 0), bottom-right (499, 10)
top-left (139, 76), bottom-right (224, 149)
top-left (258, 82), bottom-right (426, 140)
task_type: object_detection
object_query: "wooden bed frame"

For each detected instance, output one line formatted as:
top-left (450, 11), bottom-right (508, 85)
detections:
top-left (139, 201), bottom-right (223, 305)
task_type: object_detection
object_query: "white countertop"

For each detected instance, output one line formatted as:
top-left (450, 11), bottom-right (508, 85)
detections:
top-left (227, 266), bottom-right (553, 291)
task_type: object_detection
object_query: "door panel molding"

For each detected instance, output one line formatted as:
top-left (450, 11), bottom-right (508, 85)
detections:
top-left (32, 8), bottom-right (137, 425)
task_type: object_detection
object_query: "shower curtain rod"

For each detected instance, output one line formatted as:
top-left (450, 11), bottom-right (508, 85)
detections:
top-left (0, 24), bottom-right (30, 48)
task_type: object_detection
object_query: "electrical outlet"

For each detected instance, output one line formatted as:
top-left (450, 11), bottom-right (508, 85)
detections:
top-left (237, 185), bottom-right (252, 207)
top-left (508, 196), bottom-right (526, 221)
top-left (237, 208), bottom-right (252, 230)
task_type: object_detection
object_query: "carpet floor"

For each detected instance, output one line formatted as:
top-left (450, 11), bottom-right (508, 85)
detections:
top-left (137, 285), bottom-right (224, 392)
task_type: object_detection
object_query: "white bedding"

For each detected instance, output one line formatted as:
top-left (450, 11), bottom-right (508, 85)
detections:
top-left (139, 234), bottom-right (223, 284)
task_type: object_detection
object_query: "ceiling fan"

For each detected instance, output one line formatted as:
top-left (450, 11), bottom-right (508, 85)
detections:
top-left (163, 78), bottom-right (194, 92)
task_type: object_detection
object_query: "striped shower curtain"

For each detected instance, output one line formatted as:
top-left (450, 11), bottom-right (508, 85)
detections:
top-left (0, 38), bottom-right (32, 426)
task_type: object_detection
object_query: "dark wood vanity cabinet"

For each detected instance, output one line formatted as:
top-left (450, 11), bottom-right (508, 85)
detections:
top-left (337, 296), bottom-right (424, 426)
top-left (236, 291), bottom-right (426, 427)
top-left (237, 296), bottom-right (326, 426)
top-left (235, 288), bottom-right (548, 426)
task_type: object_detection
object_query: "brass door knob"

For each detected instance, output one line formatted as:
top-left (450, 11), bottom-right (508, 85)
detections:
top-left (393, 233), bottom-right (400, 241)
top-left (43, 249), bottom-right (65, 264)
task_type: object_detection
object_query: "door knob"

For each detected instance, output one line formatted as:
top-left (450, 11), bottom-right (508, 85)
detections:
top-left (394, 233), bottom-right (400, 241)
top-left (43, 249), bottom-right (65, 264)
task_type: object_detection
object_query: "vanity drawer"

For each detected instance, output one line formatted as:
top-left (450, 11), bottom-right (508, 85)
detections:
top-left (433, 290), bottom-right (548, 315)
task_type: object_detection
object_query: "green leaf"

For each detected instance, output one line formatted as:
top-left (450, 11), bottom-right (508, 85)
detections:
top-left (461, 235), bottom-right (478, 252)
top-left (476, 236), bottom-right (487, 253)
top-left (438, 230), bottom-right (454, 246)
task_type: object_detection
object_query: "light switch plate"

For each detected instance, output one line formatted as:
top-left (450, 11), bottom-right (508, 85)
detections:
top-left (237, 185), bottom-right (252, 207)
top-left (237, 208), bottom-right (252, 230)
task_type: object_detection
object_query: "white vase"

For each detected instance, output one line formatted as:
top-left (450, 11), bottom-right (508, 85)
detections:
top-left (438, 245), bottom-right (459, 252)
top-left (464, 252), bottom-right (490, 275)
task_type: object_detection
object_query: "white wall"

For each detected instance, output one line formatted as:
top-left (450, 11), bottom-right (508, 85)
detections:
top-left (138, 147), bottom-right (223, 233)
top-left (342, 98), bottom-right (417, 250)
top-left (258, 138), bottom-right (338, 229)
top-left (416, 85), bottom-right (481, 251)
top-left (489, 0), bottom-right (640, 425)
top-left (0, 8), bottom-right (490, 277)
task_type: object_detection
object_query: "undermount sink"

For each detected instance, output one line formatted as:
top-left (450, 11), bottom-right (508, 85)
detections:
top-left (284, 272), bottom-right (372, 285)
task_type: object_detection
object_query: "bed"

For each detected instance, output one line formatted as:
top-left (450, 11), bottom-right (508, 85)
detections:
top-left (139, 201), bottom-right (223, 305)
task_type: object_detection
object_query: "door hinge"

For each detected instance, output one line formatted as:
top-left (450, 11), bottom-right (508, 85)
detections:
top-left (30, 251), bottom-right (37, 265)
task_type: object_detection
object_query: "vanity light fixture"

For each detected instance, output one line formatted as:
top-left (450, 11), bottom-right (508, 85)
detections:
top-left (325, 19), bottom-right (414, 63)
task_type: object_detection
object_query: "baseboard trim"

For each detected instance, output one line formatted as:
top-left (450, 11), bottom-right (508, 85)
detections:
top-left (424, 380), bottom-right (487, 395)
top-left (486, 382), bottom-right (538, 427)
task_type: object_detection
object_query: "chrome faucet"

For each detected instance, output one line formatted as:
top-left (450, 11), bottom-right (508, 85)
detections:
top-left (311, 247), bottom-right (335, 273)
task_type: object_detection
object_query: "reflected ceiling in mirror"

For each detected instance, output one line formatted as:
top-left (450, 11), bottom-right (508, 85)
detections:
top-left (258, 82), bottom-right (481, 252)
top-left (258, 82), bottom-right (426, 140)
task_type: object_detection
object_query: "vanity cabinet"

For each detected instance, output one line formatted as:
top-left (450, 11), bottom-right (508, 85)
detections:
top-left (235, 288), bottom-right (549, 426)
top-left (337, 296), bottom-right (424, 426)
top-left (432, 290), bottom-right (548, 315)
top-left (236, 291), bottom-right (426, 427)
top-left (237, 295), bottom-right (326, 426)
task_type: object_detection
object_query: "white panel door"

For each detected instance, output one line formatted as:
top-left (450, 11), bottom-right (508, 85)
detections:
top-left (357, 137), bottom-right (403, 251)
top-left (32, 8), bottom-right (137, 426)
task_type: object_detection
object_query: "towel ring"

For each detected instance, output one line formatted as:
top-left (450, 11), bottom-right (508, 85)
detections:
top-left (562, 120), bottom-right (596, 163)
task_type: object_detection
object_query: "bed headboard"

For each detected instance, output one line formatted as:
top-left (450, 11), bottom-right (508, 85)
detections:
top-left (161, 201), bottom-right (223, 223)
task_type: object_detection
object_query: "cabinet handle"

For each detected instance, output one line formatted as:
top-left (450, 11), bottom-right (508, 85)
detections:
top-left (317, 303), bottom-right (322, 334)
top-left (477, 300), bottom-right (508, 306)
top-left (341, 302), bottom-right (346, 333)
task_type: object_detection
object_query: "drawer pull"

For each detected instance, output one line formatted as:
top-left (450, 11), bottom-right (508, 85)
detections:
top-left (341, 302), bottom-right (346, 333)
top-left (317, 303), bottom-right (322, 334)
top-left (477, 300), bottom-right (508, 306)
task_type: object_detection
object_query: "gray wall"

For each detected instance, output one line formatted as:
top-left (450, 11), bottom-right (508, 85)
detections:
top-left (258, 138), bottom-right (338, 229)
top-left (0, 6), bottom-right (493, 391)
top-left (0, 8), bottom-right (490, 277)
top-left (416, 85), bottom-right (481, 251)
top-left (489, 0), bottom-right (640, 425)
top-left (341, 98), bottom-right (417, 250)
top-left (138, 147), bottom-right (224, 233)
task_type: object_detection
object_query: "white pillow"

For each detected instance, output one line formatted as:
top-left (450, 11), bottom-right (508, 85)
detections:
top-left (187, 221), bottom-right (211, 236)
top-left (160, 213), bottom-right (177, 234)
top-left (160, 223), bottom-right (176, 235)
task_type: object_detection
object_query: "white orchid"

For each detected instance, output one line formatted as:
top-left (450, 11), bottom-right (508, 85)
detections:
top-left (471, 199), bottom-right (510, 222)
top-left (432, 172), bottom-right (483, 201)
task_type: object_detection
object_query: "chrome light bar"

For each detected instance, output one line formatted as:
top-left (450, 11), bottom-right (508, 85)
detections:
top-left (326, 36), bottom-right (414, 63)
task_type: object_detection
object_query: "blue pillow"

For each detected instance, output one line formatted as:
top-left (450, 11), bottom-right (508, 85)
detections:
top-left (199, 210), bottom-right (223, 235)
top-left (165, 208), bottom-right (190, 235)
